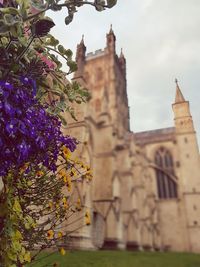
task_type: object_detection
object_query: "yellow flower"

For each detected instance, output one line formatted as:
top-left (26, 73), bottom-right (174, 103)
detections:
top-left (48, 201), bottom-right (53, 210)
top-left (47, 229), bottom-right (54, 239)
top-left (76, 198), bottom-right (82, 211)
top-left (59, 169), bottom-right (66, 178)
top-left (58, 231), bottom-right (63, 238)
top-left (85, 210), bottom-right (91, 225)
top-left (85, 166), bottom-right (90, 172)
top-left (74, 157), bottom-right (80, 164)
top-left (86, 173), bottom-right (93, 182)
top-left (24, 251), bottom-right (31, 263)
top-left (19, 163), bottom-right (29, 174)
top-left (32, 222), bottom-right (37, 228)
top-left (66, 177), bottom-right (72, 192)
top-left (15, 230), bottom-right (23, 240)
top-left (62, 197), bottom-right (67, 204)
top-left (36, 170), bottom-right (44, 177)
top-left (63, 174), bottom-right (67, 183)
top-left (70, 168), bottom-right (77, 177)
top-left (78, 161), bottom-right (85, 168)
top-left (60, 247), bottom-right (66, 256)
top-left (62, 146), bottom-right (71, 159)
top-left (62, 197), bottom-right (68, 209)
top-left (62, 146), bottom-right (68, 152)
top-left (63, 203), bottom-right (68, 209)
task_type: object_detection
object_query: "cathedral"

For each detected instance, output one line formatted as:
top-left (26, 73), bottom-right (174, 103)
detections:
top-left (62, 27), bottom-right (200, 253)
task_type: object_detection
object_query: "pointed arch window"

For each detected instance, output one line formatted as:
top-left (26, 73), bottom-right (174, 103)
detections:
top-left (154, 147), bottom-right (177, 199)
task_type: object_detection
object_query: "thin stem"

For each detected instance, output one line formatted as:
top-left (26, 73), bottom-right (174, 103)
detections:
top-left (23, 1), bottom-right (108, 23)
top-left (16, 36), bottom-right (35, 61)
top-left (45, 46), bottom-right (68, 62)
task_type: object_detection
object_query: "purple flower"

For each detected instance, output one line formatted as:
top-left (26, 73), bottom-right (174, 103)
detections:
top-left (6, 119), bottom-right (17, 135)
top-left (0, 79), bottom-right (77, 176)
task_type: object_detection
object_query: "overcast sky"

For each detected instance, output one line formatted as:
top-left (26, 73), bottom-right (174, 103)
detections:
top-left (49, 0), bottom-right (200, 144)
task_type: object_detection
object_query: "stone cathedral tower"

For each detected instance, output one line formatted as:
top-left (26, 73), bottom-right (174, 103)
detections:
top-left (172, 80), bottom-right (200, 252)
top-left (64, 28), bottom-right (200, 253)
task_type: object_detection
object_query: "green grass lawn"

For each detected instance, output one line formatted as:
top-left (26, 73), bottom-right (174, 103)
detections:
top-left (28, 250), bottom-right (200, 267)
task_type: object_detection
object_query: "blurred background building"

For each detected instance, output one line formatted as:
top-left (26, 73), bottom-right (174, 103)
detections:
top-left (63, 28), bottom-right (200, 253)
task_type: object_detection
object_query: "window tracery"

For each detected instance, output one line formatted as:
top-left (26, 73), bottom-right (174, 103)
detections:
top-left (154, 147), bottom-right (177, 199)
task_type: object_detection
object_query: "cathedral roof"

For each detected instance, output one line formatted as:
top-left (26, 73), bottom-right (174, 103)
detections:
top-left (175, 79), bottom-right (185, 103)
top-left (135, 127), bottom-right (175, 145)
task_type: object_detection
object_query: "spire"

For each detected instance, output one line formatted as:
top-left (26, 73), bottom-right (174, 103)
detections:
top-left (106, 24), bottom-right (116, 53)
top-left (119, 48), bottom-right (126, 66)
top-left (75, 35), bottom-right (86, 63)
top-left (75, 35), bottom-right (86, 78)
top-left (175, 78), bottom-right (185, 103)
top-left (80, 34), bottom-right (85, 45)
top-left (120, 48), bottom-right (124, 58)
top-left (109, 24), bottom-right (113, 34)
top-left (119, 48), bottom-right (126, 81)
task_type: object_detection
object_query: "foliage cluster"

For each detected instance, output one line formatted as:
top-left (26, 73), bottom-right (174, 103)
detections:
top-left (0, 0), bottom-right (117, 266)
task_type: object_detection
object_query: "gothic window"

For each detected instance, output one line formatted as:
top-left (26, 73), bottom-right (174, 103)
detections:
top-left (154, 147), bottom-right (177, 199)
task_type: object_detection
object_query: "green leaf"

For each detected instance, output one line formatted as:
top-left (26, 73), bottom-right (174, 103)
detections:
top-left (19, 254), bottom-right (25, 264)
top-left (65, 49), bottom-right (73, 58)
top-left (0, 7), bottom-right (19, 15)
top-left (45, 36), bottom-right (53, 46)
top-left (12, 240), bottom-right (22, 252)
top-left (7, 250), bottom-right (17, 261)
top-left (95, 0), bottom-right (105, 11)
top-left (58, 44), bottom-right (65, 54)
top-left (4, 14), bottom-right (21, 26)
top-left (0, 203), bottom-right (7, 216)
top-left (10, 26), bottom-right (20, 38)
top-left (25, 222), bottom-right (30, 230)
top-left (18, 36), bottom-right (27, 46)
top-left (27, 180), bottom-right (32, 186)
top-left (65, 14), bottom-right (73, 25)
top-left (0, 19), bottom-right (10, 34)
top-left (19, 0), bottom-right (28, 19)
top-left (21, 247), bottom-right (26, 256)
top-left (68, 107), bottom-right (77, 121)
top-left (16, 0), bottom-right (29, 8)
top-left (10, 63), bottom-right (20, 72)
top-left (58, 114), bottom-right (67, 126)
top-left (30, 0), bottom-right (47, 11)
top-left (13, 199), bottom-right (22, 213)
top-left (46, 0), bottom-right (54, 4)
top-left (106, 0), bottom-right (117, 8)
top-left (26, 215), bottom-right (34, 226)
top-left (15, 230), bottom-right (23, 240)
top-left (67, 60), bottom-right (77, 73)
